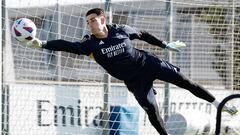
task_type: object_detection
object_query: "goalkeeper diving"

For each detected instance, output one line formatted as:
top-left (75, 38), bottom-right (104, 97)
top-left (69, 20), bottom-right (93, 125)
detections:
top-left (26, 8), bottom-right (238, 135)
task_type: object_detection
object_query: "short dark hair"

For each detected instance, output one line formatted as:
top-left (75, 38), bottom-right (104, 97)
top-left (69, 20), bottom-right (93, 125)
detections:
top-left (86, 8), bottom-right (105, 17)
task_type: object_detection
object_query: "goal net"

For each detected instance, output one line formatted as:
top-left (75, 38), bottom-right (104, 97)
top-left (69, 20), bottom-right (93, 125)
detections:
top-left (1, 0), bottom-right (240, 135)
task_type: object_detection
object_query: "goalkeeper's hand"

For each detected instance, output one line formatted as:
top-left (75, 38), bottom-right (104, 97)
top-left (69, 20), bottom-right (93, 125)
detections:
top-left (26, 38), bottom-right (43, 48)
top-left (165, 40), bottom-right (186, 52)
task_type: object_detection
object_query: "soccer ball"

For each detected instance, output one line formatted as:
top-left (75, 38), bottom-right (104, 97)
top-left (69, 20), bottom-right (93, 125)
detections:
top-left (11, 18), bottom-right (37, 43)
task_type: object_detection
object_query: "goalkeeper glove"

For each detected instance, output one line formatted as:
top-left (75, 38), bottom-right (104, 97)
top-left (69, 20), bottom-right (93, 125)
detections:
top-left (26, 38), bottom-right (44, 48)
top-left (165, 40), bottom-right (186, 52)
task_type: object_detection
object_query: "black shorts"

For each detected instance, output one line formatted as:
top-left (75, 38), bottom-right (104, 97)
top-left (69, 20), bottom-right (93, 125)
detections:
top-left (124, 55), bottom-right (182, 108)
top-left (124, 54), bottom-right (180, 94)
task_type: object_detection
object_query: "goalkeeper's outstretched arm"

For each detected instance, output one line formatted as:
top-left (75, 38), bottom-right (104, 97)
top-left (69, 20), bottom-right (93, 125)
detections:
top-left (27, 37), bottom-right (91, 55)
top-left (122, 25), bottom-right (186, 52)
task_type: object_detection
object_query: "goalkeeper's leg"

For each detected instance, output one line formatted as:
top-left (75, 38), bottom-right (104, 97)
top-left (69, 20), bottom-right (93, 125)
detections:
top-left (155, 60), bottom-right (238, 115)
top-left (135, 88), bottom-right (168, 135)
top-left (155, 60), bottom-right (215, 103)
top-left (167, 72), bottom-right (215, 103)
top-left (124, 80), bottom-right (168, 135)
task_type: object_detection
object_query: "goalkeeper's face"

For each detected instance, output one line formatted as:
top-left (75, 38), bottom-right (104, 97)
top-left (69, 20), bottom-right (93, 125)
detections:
top-left (86, 13), bottom-right (106, 36)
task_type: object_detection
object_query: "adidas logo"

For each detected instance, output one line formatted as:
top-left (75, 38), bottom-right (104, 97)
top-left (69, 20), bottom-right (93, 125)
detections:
top-left (99, 40), bottom-right (104, 45)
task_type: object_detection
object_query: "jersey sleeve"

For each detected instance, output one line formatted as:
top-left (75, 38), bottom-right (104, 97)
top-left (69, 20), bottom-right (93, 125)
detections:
top-left (121, 25), bottom-right (142, 40)
top-left (42, 35), bottom-right (91, 55)
top-left (122, 25), bottom-right (167, 48)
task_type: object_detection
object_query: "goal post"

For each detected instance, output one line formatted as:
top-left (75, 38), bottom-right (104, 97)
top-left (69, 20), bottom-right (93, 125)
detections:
top-left (1, 0), bottom-right (240, 135)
